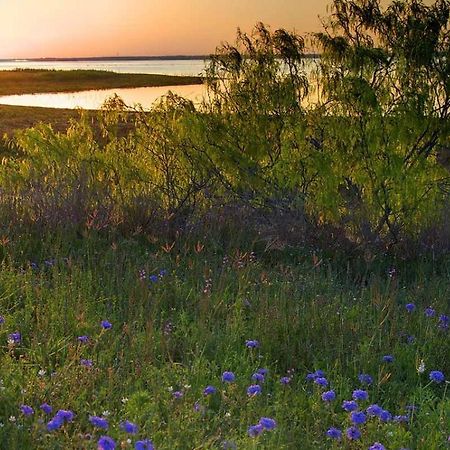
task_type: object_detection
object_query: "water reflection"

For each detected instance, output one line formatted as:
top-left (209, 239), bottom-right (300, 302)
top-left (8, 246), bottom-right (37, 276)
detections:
top-left (0, 85), bottom-right (206, 110)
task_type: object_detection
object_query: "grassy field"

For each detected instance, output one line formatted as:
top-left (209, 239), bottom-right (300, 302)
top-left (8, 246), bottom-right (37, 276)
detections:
top-left (0, 70), bottom-right (202, 96)
top-left (0, 232), bottom-right (448, 449)
top-left (0, 105), bottom-right (83, 136)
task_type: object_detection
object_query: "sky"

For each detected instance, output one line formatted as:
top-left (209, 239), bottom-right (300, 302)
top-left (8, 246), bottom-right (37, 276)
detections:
top-left (0, 0), bottom-right (331, 58)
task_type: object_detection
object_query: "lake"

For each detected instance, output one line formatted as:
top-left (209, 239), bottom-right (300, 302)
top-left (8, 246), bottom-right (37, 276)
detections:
top-left (0, 59), bottom-right (207, 76)
top-left (0, 84), bottom-right (207, 110)
top-left (0, 59), bottom-right (208, 109)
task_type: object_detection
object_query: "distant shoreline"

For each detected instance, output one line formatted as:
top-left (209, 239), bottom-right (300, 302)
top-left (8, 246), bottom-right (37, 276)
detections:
top-left (0, 69), bottom-right (203, 97)
top-left (0, 54), bottom-right (320, 62)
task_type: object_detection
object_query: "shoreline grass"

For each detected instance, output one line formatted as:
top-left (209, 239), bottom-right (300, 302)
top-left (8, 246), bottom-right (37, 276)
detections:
top-left (0, 69), bottom-right (203, 96)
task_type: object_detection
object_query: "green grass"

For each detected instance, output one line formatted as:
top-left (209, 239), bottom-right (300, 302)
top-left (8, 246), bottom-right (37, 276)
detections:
top-left (0, 69), bottom-right (203, 96)
top-left (0, 105), bottom-right (84, 136)
top-left (0, 232), bottom-right (448, 449)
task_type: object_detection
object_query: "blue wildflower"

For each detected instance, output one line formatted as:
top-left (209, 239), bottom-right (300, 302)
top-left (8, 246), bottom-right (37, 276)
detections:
top-left (172, 391), bottom-right (183, 399)
top-left (352, 389), bottom-right (368, 401)
top-left (424, 307), bottom-right (435, 317)
top-left (379, 410), bottom-right (392, 422)
top-left (351, 411), bottom-right (366, 425)
top-left (366, 404), bottom-right (383, 417)
top-left (358, 373), bottom-right (373, 385)
top-left (40, 403), bottom-right (52, 414)
top-left (342, 400), bottom-right (358, 412)
top-left (0, 316), bottom-right (4, 325)
top-left (369, 443), bottom-right (386, 450)
top-left (203, 385), bottom-right (217, 395)
top-left (55, 409), bottom-right (75, 422)
top-left (20, 405), bottom-right (34, 416)
top-left (439, 315), bottom-right (449, 330)
top-left (149, 275), bottom-right (158, 283)
top-left (89, 416), bottom-right (108, 429)
top-left (247, 384), bottom-right (262, 396)
top-left (314, 377), bottom-right (328, 387)
top-left (251, 372), bottom-right (265, 383)
top-left (80, 359), bottom-right (93, 368)
top-left (280, 376), bottom-right (291, 385)
top-left (257, 368), bottom-right (268, 376)
top-left (135, 440), bottom-right (154, 450)
top-left (259, 417), bottom-right (277, 430)
top-left (405, 303), bottom-right (415, 312)
top-left (382, 355), bottom-right (394, 363)
top-left (120, 420), bottom-right (138, 434)
top-left (47, 416), bottom-right (64, 431)
top-left (7, 331), bottom-right (21, 344)
top-left (101, 320), bottom-right (112, 330)
top-left (326, 427), bottom-right (342, 440)
top-left (245, 340), bottom-right (259, 348)
top-left (429, 370), bottom-right (445, 383)
top-left (346, 427), bottom-right (361, 440)
top-left (394, 415), bottom-right (409, 423)
top-left (248, 424), bottom-right (264, 437)
top-left (77, 335), bottom-right (89, 343)
top-left (321, 390), bottom-right (336, 402)
top-left (222, 371), bottom-right (235, 383)
top-left (98, 436), bottom-right (116, 450)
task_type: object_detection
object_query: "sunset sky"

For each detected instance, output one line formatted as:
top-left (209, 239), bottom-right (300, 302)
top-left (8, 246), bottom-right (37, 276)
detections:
top-left (0, 0), bottom-right (330, 58)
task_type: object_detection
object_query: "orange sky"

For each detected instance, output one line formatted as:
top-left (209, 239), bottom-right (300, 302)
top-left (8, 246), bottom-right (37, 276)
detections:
top-left (0, 0), bottom-right (331, 58)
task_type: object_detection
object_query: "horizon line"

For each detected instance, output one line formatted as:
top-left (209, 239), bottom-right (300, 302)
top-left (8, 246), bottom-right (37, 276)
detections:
top-left (0, 53), bottom-right (320, 62)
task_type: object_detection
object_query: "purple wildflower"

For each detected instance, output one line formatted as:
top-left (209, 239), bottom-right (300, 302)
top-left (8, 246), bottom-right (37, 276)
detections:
top-left (429, 370), bottom-right (445, 383)
top-left (120, 420), bottom-right (139, 434)
top-left (346, 427), bottom-right (361, 440)
top-left (342, 400), bottom-right (358, 412)
top-left (40, 403), bottom-right (52, 414)
top-left (424, 307), bottom-right (435, 317)
top-left (405, 303), bottom-right (415, 313)
top-left (98, 436), bottom-right (116, 450)
top-left (379, 410), bottom-right (392, 422)
top-left (20, 405), bottom-right (34, 416)
top-left (7, 331), bottom-right (21, 344)
top-left (326, 427), bottom-right (342, 440)
top-left (247, 384), bottom-right (262, 396)
top-left (203, 385), bottom-right (217, 395)
top-left (314, 377), bottom-right (328, 387)
top-left (89, 416), bottom-right (109, 429)
top-left (358, 373), bottom-right (373, 385)
top-left (351, 411), bottom-right (366, 425)
top-left (101, 320), bottom-right (112, 330)
top-left (77, 335), bottom-right (89, 344)
top-left (321, 390), bottom-right (336, 402)
top-left (251, 372), bottom-right (265, 383)
top-left (280, 376), bottom-right (291, 385)
top-left (369, 443), bottom-right (386, 450)
top-left (172, 391), bottom-right (183, 399)
top-left (245, 340), bottom-right (259, 348)
top-left (352, 389), bottom-right (368, 401)
top-left (248, 424), bottom-right (264, 437)
top-left (382, 355), bottom-right (394, 363)
top-left (366, 404), bottom-right (383, 417)
top-left (135, 440), bottom-right (154, 450)
top-left (259, 417), bottom-right (277, 430)
top-left (222, 371), bottom-right (235, 383)
top-left (80, 359), bottom-right (93, 368)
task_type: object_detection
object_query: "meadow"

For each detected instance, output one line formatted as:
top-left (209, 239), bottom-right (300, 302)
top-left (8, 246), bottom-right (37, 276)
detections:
top-left (0, 0), bottom-right (449, 449)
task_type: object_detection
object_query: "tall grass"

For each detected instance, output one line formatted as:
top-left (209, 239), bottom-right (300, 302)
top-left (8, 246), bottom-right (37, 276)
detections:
top-left (0, 234), bottom-right (448, 448)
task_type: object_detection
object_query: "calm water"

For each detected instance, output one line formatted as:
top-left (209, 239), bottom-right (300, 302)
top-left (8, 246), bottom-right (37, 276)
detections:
top-left (0, 85), bottom-right (206, 110)
top-left (0, 59), bottom-right (207, 76)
